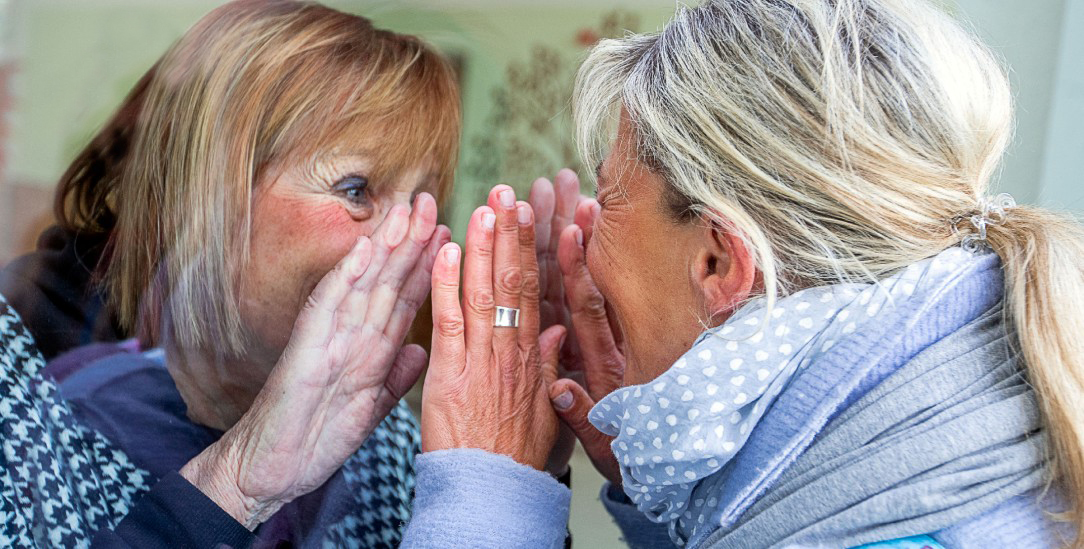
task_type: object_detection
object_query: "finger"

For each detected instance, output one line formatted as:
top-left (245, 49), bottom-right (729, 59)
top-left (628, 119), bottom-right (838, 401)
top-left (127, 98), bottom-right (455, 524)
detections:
top-left (552, 169), bottom-right (581, 242)
top-left (517, 201), bottom-right (541, 348)
top-left (462, 206), bottom-right (496, 362)
top-left (574, 198), bottom-right (600, 247)
top-left (430, 242), bottom-right (466, 377)
top-left (293, 236), bottom-right (373, 345)
top-left (339, 204), bottom-right (409, 330)
top-left (549, 379), bottom-right (620, 485)
top-left (384, 344), bottom-right (428, 402)
top-left (363, 193), bottom-right (439, 329)
top-left (558, 224), bottom-right (624, 401)
top-left (548, 171), bottom-right (580, 300)
top-left (367, 344), bottom-right (428, 433)
top-left (385, 224), bottom-right (451, 341)
top-left (538, 325), bottom-right (566, 386)
top-left (529, 178), bottom-right (555, 259)
top-left (488, 185), bottom-right (522, 352)
top-left (529, 177), bottom-right (555, 299)
top-left (574, 199), bottom-right (624, 347)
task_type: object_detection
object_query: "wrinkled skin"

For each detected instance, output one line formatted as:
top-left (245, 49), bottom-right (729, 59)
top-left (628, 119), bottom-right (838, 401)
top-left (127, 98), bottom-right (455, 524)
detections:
top-left (421, 185), bottom-right (566, 470)
top-left (180, 192), bottom-right (450, 528)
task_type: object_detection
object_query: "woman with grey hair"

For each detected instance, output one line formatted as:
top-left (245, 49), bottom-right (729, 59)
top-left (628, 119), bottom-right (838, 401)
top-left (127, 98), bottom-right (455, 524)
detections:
top-left (411, 0), bottom-right (1083, 547)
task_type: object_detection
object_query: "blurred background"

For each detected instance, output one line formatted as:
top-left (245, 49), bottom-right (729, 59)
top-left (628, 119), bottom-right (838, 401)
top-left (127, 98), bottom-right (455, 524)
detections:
top-left (0, 0), bottom-right (1080, 546)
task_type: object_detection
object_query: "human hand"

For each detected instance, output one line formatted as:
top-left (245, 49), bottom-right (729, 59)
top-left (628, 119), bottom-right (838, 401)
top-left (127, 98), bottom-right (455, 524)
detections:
top-left (180, 193), bottom-right (449, 529)
top-left (530, 169), bottom-right (624, 479)
top-left (547, 207), bottom-right (625, 487)
top-left (529, 169), bottom-right (588, 344)
top-left (421, 184), bottom-right (566, 470)
top-left (529, 170), bottom-right (593, 474)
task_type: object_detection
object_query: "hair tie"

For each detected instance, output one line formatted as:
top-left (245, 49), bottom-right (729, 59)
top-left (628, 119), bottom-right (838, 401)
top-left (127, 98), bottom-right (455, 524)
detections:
top-left (951, 193), bottom-right (1016, 253)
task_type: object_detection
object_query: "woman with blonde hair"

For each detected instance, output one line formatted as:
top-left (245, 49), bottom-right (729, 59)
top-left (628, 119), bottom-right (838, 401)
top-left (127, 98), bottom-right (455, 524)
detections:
top-left (413, 0), bottom-right (1083, 547)
top-left (0, 1), bottom-right (461, 546)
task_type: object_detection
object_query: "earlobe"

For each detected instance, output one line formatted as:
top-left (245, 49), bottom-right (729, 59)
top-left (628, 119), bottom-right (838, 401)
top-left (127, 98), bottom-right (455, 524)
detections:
top-left (695, 224), bottom-right (756, 325)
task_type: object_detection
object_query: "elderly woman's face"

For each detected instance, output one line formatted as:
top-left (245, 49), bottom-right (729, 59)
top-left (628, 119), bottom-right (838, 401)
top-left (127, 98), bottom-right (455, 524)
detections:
top-left (239, 153), bottom-right (437, 363)
top-left (586, 118), bottom-right (716, 386)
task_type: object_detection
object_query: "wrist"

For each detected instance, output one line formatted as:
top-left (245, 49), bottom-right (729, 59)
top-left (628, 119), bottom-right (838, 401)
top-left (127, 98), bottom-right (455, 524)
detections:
top-left (179, 438), bottom-right (282, 530)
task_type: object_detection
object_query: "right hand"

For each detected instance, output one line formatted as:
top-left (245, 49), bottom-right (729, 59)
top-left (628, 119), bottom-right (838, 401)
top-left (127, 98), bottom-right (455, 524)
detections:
top-left (180, 194), bottom-right (448, 529)
top-left (535, 171), bottom-right (626, 487)
top-left (420, 185), bottom-right (567, 471)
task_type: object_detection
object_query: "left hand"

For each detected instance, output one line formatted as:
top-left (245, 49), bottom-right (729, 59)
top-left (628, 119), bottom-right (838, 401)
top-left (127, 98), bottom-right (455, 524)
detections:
top-left (182, 194), bottom-right (449, 528)
top-left (421, 184), bottom-right (566, 470)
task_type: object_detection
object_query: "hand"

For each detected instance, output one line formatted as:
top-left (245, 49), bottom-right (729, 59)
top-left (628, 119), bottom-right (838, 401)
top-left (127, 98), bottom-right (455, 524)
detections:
top-left (547, 206), bottom-right (625, 487)
top-left (180, 194), bottom-right (449, 529)
top-left (529, 170), bottom-right (592, 474)
top-left (530, 170), bottom-right (623, 479)
top-left (421, 184), bottom-right (566, 470)
top-left (529, 169), bottom-right (588, 344)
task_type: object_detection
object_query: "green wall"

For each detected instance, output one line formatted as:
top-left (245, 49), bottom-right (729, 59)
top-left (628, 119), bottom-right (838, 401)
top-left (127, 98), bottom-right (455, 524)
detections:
top-left (7, 1), bottom-right (676, 240)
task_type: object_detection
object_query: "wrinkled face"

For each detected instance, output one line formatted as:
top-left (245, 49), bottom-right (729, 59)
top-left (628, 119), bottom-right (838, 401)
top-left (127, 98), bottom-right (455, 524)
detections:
top-left (238, 151), bottom-right (437, 366)
top-left (586, 116), bottom-right (710, 386)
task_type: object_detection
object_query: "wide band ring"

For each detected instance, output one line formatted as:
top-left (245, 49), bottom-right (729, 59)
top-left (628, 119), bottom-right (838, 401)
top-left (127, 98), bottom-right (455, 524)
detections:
top-left (494, 306), bottom-right (520, 328)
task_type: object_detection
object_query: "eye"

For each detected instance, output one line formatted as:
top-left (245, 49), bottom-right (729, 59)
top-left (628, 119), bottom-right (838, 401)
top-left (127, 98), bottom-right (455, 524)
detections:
top-left (332, 175), bottom-right (370, 206)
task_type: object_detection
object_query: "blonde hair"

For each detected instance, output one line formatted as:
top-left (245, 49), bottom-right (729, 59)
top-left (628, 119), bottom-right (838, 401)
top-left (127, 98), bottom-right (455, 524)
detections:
top-left (575, 0), bottom-right (1084, 544)
top-left (56, 0), bottom-right (461, 354)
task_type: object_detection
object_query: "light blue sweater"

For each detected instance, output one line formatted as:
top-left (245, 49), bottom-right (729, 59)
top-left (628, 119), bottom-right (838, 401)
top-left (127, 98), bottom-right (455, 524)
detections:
top-left (402, 259), bottom-right (1064, 548)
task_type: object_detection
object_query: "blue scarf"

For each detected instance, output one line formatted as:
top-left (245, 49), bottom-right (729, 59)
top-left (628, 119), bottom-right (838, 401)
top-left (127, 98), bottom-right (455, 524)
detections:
top-left (588, 248), bottom-right (998, 545)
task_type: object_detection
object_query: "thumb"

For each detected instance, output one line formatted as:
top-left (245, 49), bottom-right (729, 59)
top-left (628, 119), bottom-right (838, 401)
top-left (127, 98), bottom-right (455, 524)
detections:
top-left (538, 325), bottom-right (567, 385)
top-left (369, 344), bottom-right (428, 434)
top-left (549, 379), bottom-right (621, 486)
top-left (385, 344), bottom-right (428, 401)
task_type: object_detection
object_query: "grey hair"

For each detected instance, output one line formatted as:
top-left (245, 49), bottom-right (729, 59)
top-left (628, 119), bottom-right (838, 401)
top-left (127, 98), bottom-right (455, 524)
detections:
top-left (574, 1), bottom-right (1084, 544)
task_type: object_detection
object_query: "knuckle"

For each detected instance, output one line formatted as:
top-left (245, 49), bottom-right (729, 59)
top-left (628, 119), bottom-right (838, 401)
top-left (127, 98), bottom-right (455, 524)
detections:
top-left (395, 293), bottom-right (424, 316)
top-left (495, 266), bottom-right (523, 295)
top-left (497, 222), bottom-right (519, 236)
top-left (520, 271), bottom-right (541, 299)
top-left (574, 292), bottom-right (608, 323)
top-left (435, 314), bottom-right (465, 338)
top-left (470, 243), bottom-right (493, 262)
top-left (466, 288), bottom-right (496, 311)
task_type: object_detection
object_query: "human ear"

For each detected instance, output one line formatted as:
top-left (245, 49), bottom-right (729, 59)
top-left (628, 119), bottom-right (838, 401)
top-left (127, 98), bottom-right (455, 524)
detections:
top-left (692, 221), bottom-right (756, 324)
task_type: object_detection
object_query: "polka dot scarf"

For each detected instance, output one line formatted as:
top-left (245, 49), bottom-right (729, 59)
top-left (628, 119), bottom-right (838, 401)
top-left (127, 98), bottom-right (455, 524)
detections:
top-left (588, 247), bottom-right (985, 545)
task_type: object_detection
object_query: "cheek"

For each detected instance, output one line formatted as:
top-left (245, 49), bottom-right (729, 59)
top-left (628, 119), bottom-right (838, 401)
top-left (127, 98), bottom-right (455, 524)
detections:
top-left (242, 196), bottom-right (378, 354)
top-left (254, 199), bottom-right (364, 282)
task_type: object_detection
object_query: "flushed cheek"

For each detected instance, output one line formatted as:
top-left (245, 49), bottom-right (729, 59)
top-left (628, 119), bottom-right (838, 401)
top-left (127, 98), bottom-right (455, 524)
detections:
top-left (244, 197), bottom-right (372, 352)
top-left (287, 201), bottom-right (370, 271)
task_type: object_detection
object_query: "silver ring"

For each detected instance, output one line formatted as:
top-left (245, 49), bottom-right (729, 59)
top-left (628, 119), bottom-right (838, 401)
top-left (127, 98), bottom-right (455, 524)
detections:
top-left (494, 306), bottom-right (520, 328)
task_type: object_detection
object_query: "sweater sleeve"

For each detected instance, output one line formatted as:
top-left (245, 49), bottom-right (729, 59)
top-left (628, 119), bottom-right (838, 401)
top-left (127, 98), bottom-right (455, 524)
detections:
top-left (401, 449), bottom-right (571, 549)
top-left (91, 472), bottom-right (255, 548)
top-left (600, 482), bottom-right (676, 548)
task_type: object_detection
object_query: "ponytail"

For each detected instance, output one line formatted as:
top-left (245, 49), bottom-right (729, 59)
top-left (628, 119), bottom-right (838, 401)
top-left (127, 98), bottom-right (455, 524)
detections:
top-left (989, 208), bottom-right (1084, 547)
top-left (53, 64), bottom-right (156, 235)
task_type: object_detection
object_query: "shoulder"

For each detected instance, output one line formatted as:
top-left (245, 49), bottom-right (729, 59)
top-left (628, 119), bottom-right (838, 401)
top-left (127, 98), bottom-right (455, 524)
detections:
top-left (56, 348), bottom-right (217, 477)
top-left (931, 489), bottom-right (1075, 549)
top-left (57, 347), bottom-right (172, 402)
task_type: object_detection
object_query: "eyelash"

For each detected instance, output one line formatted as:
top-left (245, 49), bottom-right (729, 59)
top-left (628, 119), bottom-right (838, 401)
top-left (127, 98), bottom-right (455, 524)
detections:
top-left (331, 175), bottom-right (370, 206)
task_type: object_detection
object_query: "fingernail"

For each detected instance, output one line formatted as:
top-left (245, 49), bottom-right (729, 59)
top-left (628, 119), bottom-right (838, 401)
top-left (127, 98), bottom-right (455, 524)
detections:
top-left (575, 228), bottom-right (584, 247)
top-left (517, 204), bottom-right (531, 225)
top-left (482, 213), bottom-right (496, 229)
top-left (444, 246), bottom-right (459, 264)
top-left (591, 201), bottom-right (601, 218)
top-left (553, 391), bottom-right (574, 411)
top-left (499, 189), bottom-right (515, 209)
